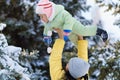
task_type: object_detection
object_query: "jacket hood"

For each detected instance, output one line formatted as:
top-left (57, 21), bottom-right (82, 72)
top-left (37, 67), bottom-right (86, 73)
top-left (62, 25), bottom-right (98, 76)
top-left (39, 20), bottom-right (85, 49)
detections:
top-left (49, 3), bottom-right (65, 21)
top-left (54, 4), bottom-right (65, 17)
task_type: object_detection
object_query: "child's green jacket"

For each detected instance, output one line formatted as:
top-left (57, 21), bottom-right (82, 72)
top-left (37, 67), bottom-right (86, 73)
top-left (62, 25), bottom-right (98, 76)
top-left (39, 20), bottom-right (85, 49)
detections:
top-left (43, 4), bottom-right (97, 37)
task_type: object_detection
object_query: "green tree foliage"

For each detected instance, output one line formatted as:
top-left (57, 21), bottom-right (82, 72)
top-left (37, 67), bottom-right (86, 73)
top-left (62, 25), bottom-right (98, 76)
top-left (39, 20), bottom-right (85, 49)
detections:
top-left (0, 0), bottom-right (44, 51)
top-left (95, 0), bottom-right (120, 31)
top-left (95, 0), bottom-right (120, 15)
top-left (52, 0), bottom-right (90, 16)
top-left (89, 41), bottom-right (120, 79)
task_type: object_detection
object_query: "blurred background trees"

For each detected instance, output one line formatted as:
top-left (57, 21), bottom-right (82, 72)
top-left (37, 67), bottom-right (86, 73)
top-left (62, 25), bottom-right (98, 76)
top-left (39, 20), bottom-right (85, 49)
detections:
top-left (0, 0), bottom-right (120, 80)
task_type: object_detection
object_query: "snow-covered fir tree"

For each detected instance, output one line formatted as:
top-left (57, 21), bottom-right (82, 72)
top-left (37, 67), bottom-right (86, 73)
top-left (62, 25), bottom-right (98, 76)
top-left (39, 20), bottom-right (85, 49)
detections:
top-left (0, 23), bottom-right (49, 80)
top-left (0, 23), bottom-right (31, 80)
top-left (0, 0), bottom-right (120, 80)
top-left (89, 41), bottom-right (120, 80)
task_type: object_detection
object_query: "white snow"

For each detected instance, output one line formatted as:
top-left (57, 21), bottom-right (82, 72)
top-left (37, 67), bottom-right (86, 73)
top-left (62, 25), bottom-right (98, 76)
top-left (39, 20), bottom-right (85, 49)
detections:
top-left (87, 0), bottom-right (120, 42)
top-left (0, 23), bottom-right (6, 31)
top-left (100, 8), bottom-right (120, 42)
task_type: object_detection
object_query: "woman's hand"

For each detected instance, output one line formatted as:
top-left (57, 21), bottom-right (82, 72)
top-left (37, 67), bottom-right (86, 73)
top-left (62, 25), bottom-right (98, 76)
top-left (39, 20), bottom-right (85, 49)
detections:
top-left (53, 28), bottom-right (64, 39)
top-left (78, 35), bottom-right (83, 40)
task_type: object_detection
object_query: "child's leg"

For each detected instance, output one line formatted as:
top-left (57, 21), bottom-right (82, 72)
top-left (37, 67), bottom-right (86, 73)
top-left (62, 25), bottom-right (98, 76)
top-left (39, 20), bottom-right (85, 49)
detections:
top-left (73, 22), bottom-right (108, 42)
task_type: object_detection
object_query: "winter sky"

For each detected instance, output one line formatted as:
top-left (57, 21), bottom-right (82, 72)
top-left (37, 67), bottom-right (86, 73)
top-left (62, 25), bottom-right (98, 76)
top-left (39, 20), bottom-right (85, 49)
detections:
top-left (86, 0), bottom-right (120, 42)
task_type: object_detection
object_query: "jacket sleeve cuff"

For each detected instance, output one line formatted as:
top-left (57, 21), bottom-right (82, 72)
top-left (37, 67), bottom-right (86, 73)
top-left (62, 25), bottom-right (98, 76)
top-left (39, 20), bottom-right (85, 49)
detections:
top-left (63, 30), bottom-right (71, 36)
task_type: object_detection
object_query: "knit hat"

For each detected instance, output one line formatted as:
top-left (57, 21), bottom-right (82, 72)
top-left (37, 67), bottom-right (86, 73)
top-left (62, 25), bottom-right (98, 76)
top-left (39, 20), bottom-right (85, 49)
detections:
top-left (35, 0), bottom-right (54, 20)
top-left (68, 57), bottom-right (90, 79)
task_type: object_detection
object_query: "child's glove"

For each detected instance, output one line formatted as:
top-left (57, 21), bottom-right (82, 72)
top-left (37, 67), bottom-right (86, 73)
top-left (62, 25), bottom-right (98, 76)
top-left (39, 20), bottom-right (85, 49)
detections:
top-left (43, 36), bottom-right (52, 54)
top-left (43, 36), bottom-right (52, 46)
top-left (63, 30), bottom-right (71, 41)
top-left (64, 35), bottom-right (69, 41)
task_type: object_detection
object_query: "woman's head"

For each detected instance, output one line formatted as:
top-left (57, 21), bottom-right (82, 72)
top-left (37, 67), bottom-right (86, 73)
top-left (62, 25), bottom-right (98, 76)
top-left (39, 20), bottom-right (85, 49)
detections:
top-left (65, 57), bottom-right (90, 79)
top-left (35, 0), bottom-right (54, 22)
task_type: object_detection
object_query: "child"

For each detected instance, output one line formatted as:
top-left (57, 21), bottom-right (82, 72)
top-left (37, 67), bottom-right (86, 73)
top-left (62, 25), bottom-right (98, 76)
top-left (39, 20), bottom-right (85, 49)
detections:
top-left (35, 0), bottom-right (108, 48)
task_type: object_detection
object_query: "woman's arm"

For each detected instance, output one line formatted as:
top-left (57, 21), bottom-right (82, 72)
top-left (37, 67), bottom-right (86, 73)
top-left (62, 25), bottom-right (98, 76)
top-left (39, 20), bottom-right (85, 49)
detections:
top-left (49, 39), bottom-right (65, 80)
top-left (77, 35), bottom-right (88, 62)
